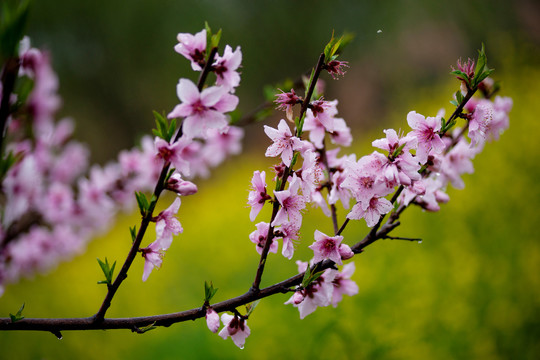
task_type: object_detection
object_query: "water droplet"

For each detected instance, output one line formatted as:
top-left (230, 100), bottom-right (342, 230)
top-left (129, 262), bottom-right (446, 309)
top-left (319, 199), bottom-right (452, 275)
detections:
top-left (377, 29), bottom-right (383, 34)
top-left (417, 240), bottom-right (423, 244)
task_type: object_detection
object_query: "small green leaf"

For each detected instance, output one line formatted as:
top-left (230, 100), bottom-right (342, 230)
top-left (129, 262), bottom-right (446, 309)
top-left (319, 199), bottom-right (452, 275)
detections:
top-left (204, 281), bottom-right (218, 302)
top-left (390, 142), bottom-right (407, 159)
top-left (450, 100), bottom-right (459, 107)
top-left (245, 300), bottom-right (260, 317)
top-left (137, 322), bottom-right (157, 334)
top-left (301, 265), bottom-right (325, 288)
top-left (0, 0), bottom-right (30, 63)
top-left (97, 258), bottom-right (116, 286)
top-left (135, 191), bottom-right (149, 217)
top-left (130, 226), bottom-right (137, 243)
top-left (9, 303), bottom-right (25, 323)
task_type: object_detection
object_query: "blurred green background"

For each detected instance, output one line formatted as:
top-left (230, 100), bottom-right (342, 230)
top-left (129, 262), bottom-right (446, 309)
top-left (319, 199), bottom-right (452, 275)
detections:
top-left (1, 0), bottom-right (540, 359)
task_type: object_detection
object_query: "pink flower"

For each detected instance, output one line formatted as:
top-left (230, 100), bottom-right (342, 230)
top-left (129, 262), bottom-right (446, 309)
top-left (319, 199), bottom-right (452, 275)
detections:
top-left (219, 313), bottom-right (251, 349)
top-left (213, 45), bottom-right (242, 91)
top-left (407, 111), bottom-right (445, 164)
top-left (307, 99), bottom-right (338, 132)
top-left (325, 60), bottom-right (349, 79)
top-left (206, 308), bottom-right (220, 333)
top-left (488, 96), bottom-right (512, 141)
top-left (328, 170), bottom-right (352, 209)
top-left (347, 196), bottom-right (393, 227)
top-left (414, 177), bottom-right (449, 212)
top-left (154, 137), bottom-right (191, 176)
top-left (274, 222), bottom-right (300, 259)
top-left (272, 174), bottom-right (306, 227)
top-left (309, 230), bottom-right (344, 265)
top-left (468, 100), bottom-right (494, 148)
top-left (298, 150), bottom-right (324, 200)
top-left (372, 129), bottom-right (421, 186)
top-left (141, 240), bottom-right (163, 282)
top-left (174, 29), bottom-right (206, 71)
top-left (440, 139), bottom-right (476, 189)
top-left (341, 152), bottom-right (392, 205)
top-left (329, 117), bottom-right (353, 147)
top-left (285, 261), bottom-right (336, 319)
top-left (249, 222), bottom-right (277, 255)
top-left (264, 119), bottom-right (306, 167)
top-left (202, 126), bottom-right (244, 167)
top-left (331, 262), bottom-right (359, 307)
top-left (168, 79), bottom-right (238, 139)
top-left (154, 198), bottom-right (183, 250)
top-left (275, 89), bottom-right (301, 121)
top-left (247, 170), bottom-right (271, 221)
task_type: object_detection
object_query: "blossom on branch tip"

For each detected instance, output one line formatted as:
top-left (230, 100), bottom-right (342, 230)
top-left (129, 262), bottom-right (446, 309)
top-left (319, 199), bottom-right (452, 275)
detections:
top-left (174, 29), bottom-right (207, 71)
top-left (219, 313), bottom-right (250, 349)
top-left (167, 79), bottom-right (238, 139)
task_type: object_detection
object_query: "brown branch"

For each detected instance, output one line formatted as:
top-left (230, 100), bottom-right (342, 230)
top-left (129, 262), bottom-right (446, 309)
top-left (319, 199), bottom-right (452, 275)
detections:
top-left (250, 53), bottom-right (327, 292)
top-left (93, 48), bottom-right (219, 322)
top-left (0, 57), bottom-right (20, 152)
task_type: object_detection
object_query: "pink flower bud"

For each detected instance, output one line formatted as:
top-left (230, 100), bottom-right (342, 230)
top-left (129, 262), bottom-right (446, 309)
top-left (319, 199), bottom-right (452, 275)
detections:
top-left (292, 291), bottom-right (305, 305)
top-left (206, 308), bottom-right (220, 333)
top-left (339, 243), bottom-right (354, 260)
top-left (167, 173), bottom-right (198, 196)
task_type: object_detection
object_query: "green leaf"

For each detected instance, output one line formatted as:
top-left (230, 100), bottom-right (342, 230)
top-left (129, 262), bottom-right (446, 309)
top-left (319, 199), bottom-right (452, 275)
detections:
top-left (129, 226), bottom-right (137, 243)
top-left (301, 265), bottom-right (324, 288)
top-left (211, 28), bottom-right (222, 49)
top-left (97, 258), bottom-right (116, 286)
top-left (450, 100), bottom-right (459, 107)
top-left (472, 44), bottom-right (494, 88)
top-left (204, 22), bottom-right (222, 53)
top-left (0, 0), bottom-right (30, 63)
top-left (390, 142), bottom-right (407, 159)
top-left (245, 300), bottom-right (260, 317)
top-left (9, 303), bottom-right (25, 323)
top-left (204, 281), bottom-right (218, 302)
top-left (0, 151), bottom-right (18, 180)
top-left (137, 322), bottom-right (157, 334)
top-left (135, 191), bottom-right (149, 217)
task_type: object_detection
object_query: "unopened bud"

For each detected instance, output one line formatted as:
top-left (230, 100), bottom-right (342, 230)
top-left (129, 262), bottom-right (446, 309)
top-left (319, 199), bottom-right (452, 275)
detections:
top-left (292, 291), bottom-right (305, 305)
top-left (167, 173), bottom-right (198, 196)
top-left (339, 244), bottom-right (354, 260)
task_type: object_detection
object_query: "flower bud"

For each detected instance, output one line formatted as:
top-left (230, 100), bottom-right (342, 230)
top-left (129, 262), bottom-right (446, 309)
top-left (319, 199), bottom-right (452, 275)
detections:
top-left (205, 308), bottom-right (220, 333)
top-left (292, 291), bottom-right (305, 305)
top-left (339, 244), bottom-right (354, 260)
top-left (167, 173), bottom-right (198, 196)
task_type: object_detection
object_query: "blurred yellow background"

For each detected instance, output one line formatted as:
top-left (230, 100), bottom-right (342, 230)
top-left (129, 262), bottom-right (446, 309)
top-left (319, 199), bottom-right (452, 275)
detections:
top-left (1, 0), bottom-right (539, 358)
